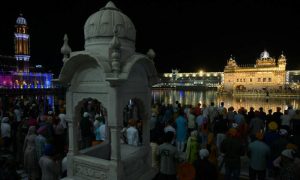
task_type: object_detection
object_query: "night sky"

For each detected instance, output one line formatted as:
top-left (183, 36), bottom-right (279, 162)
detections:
top-left (1, 0), bottom-right (300, 77)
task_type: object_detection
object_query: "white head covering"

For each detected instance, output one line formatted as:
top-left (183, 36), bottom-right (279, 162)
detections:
top-left (95, 114), bottom-right (100, 120)
top-left (191, 130), bottom-right (198, 137)
top-left (83, 112), bottom-right (89, 118)
top-left (281, 149), bottom-right (295, 159)
top-left (232, 123), bottom-right (238, 128)
top-left (58, 113), bottom-right (67, 129)
top-left (94, 120), bottom-right (100, 128)
top-left (199, 148), bottom-right (209, 160)
top-left (279, 129), bottom-right (288, 136)
top-left (58, 113), bottom-right (66, 121)
top-left (2, 117), bottom-right (9, 123)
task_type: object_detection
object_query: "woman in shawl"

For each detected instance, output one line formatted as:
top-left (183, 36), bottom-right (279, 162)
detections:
top-left (185, 130), bottom-right (199, 163)
top-left (23, 126), bottom-right (40, 180)
top-left (35, 125), bottom-right (47, 160)
top-left (206, 132), bottom-right (218, 167)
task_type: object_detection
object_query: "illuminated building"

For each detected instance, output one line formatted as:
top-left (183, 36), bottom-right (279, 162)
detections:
top-left (155, 69), bottom-right (223, 89)
top-left (156, 50), bottom-right (300, 91)
top-left (223, 50), bottom-right (286, 92)
top-left (0, 14), bottom-right (53, 89)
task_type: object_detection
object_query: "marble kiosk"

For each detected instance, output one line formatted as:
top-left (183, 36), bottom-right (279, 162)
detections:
top-left (59, 1), bottom-right (158, 179)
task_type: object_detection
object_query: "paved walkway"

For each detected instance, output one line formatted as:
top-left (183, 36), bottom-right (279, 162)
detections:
top-left (3, 149), bottom-right (275, 180)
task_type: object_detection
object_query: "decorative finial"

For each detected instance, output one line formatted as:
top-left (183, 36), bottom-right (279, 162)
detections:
top-left (110, 26), bottom-right (121, 76)
top-left (110, 26), bottom-right (121, 49)
top-left (147, 49), bottom-right (156, 60)
top-left (106, 1), bottom-right (117, 8)
top-left (114, 26), bottom-right (118, 34)
top-left (279, 50), bottom-right (286, 60)
top-left (102, 1), bottom-right (119, 11)
top-left (61, 34), bottom-right (72, 63)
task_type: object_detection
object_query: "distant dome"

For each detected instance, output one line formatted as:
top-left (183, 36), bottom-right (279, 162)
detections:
top-left (84, 1), bottom-right (136, 43)
top-left (260, 50), bottom-right (270, 59)
top-left (16, 14), bottom-right (27, 25)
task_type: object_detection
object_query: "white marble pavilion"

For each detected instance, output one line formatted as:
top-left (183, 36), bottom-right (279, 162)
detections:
top-left (59, 1), bottom-right (158, 179)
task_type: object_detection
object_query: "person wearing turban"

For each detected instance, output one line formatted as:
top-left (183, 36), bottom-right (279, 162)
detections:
top-left (227, 127), bottom-right (238, 137)
top-left (268, 121), bottom-right (278, 131)
top-left (1, 117), bottom-right (11, 151)
top-left (193, 148), bottom-right (218, 180)
top-left (247, 131), bottom-right (270, 180)
top-left (80, 112), bottom-right (93, 149)
top-left (272, 144), bottom-right (300, 179)
top-left (220, 127), bottom-right (244, 180)
top-left (39, 144), bottom-right (60, 180)
top-left (264, 121), bottom-right (280, 148)
top-left (276, 149), bottom-right (297, 179)
top-left (126, 119), bottom-right (139, 146)
top-left (206, 133), bottom-right (218, 166)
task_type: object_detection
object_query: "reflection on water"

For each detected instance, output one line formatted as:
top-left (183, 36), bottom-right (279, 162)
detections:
top-left (152, 89), bottom-right (300, 111)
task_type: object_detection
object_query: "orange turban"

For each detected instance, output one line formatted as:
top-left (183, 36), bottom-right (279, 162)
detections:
top-left (255, 132), bottom-right (264, 140)
top-left (128, 119), bottom-right (135, 126)
top-left (228, 128), bottom-right (237, 137)
top-left (286, 143), bottom-right (298, 150)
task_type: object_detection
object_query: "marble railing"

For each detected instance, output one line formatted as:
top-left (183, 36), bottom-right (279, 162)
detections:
top-left (73, 155), bottom-right (110, 180)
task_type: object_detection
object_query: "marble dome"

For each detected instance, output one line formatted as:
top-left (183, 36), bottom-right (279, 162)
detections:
top-left (84, 1), bottom-right (136, 44)
top-left (260, 50), bottom-right (270, 59)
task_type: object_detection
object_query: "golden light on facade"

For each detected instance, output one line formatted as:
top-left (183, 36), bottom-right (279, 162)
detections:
top-left (192, 73), bottom-right (196, 77)
top-left (223, 50), bottom-right (287, 91)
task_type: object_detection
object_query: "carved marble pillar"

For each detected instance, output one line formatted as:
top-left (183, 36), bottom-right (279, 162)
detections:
top-left (107, 82), bottom-right (122, 161)
top-left (66, 91), bottom-right (79, 177)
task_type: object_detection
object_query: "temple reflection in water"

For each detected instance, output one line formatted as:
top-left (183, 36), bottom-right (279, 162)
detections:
top-left (152, 89), bottom-right (300, 112)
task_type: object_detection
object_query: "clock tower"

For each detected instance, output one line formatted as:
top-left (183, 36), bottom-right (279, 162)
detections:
top-left (14, 13), bottom-right (30, 72)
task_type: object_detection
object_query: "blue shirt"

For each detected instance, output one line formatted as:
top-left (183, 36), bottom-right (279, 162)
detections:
top-left (175, 115), bottom-right (187, 142)
top-left (248, 140), bottom-right (270, 170)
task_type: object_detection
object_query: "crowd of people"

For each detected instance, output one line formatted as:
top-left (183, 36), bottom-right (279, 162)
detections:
top-left (0, 96), bottom-right (139, 180)
top-left (1, 95), bottom-right (300, 180)
top-left (0, 96), bottom-right (67, 180)
top-left (150, 101), bottom-right (300, 180)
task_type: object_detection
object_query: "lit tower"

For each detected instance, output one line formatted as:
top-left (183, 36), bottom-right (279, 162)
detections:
top-left (14, 14), bottom-right (30, 72)
top-left (278, 51), bottom-right (287, 70)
